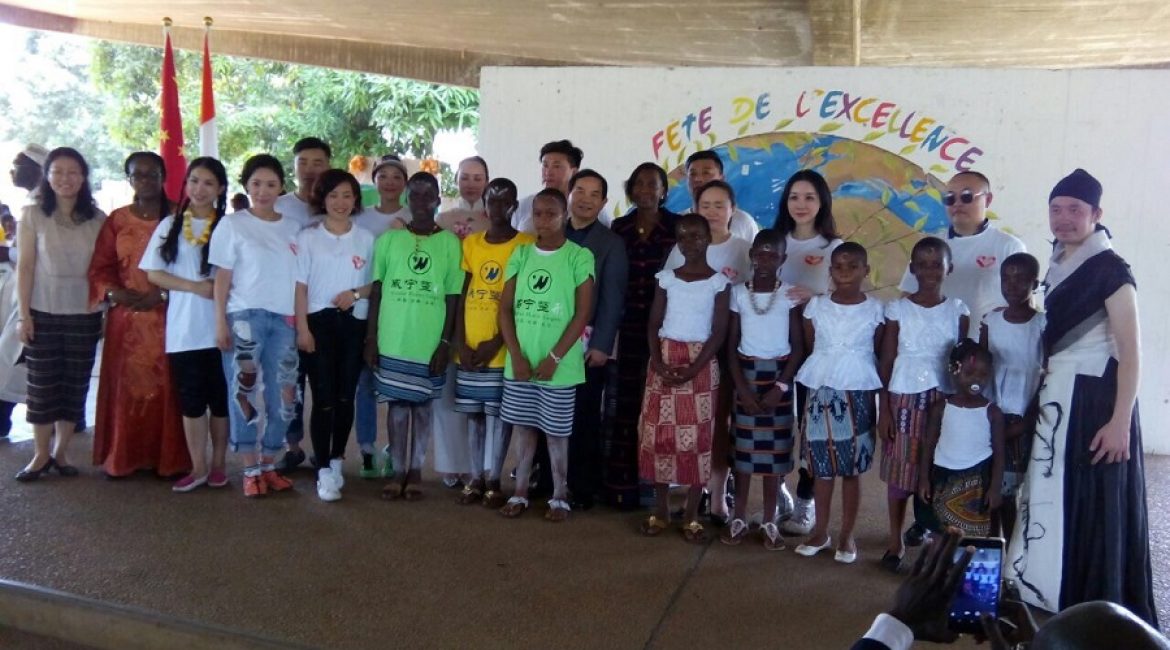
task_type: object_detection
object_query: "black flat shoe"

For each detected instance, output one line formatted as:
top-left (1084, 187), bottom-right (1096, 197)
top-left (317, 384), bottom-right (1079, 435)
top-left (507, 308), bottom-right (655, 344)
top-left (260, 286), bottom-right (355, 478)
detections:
top-left (15, 458), bottom-right (55, 482)
top-left (52, 459), bottom-right (79, 477)
top-left (880, 550), bottom-right (904, 573)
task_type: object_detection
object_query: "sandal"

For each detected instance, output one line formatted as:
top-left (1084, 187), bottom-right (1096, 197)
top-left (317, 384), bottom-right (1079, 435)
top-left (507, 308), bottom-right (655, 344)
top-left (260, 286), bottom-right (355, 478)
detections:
top-left (761, 522), bottom-right (786, 551)
top-left (380, 482), bottom-right (405, 500)
top-left (402, 484), bottom-right (424, 501)
top-left (639, 515), bottom-right (670, 537)
top-left (880, 550), bottom-right (904, 573)
top-left (499, 496), bottom-right (529, 518)
top-left (482, 489), bottom-right (507, 509)
top-left (545, 498), bottom-right (571, 523)
top-left (681, 520), bottom-right (709, 544)
top-left (719, 518), bottom-right (749, 546)
top-left (457, 484), bottom-right (483, 505)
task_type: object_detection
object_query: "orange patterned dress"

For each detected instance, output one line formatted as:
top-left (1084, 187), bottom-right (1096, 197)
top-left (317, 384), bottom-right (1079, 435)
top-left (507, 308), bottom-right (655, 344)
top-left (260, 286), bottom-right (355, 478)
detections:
top-left (88, 207), bottom-right (189, 477)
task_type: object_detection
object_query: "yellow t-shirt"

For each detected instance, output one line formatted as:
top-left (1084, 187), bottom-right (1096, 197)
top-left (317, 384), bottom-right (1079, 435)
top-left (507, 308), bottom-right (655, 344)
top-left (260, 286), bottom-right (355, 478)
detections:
top-left (461, 230), bottom-right (535, 367)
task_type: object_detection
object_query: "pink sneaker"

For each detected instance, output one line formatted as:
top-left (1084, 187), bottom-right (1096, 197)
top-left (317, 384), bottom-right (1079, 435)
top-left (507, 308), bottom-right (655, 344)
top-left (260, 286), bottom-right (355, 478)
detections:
top-left (172, 474), bottom-right (207, 493)
top-left (207, 470), bottom-right (229, 488)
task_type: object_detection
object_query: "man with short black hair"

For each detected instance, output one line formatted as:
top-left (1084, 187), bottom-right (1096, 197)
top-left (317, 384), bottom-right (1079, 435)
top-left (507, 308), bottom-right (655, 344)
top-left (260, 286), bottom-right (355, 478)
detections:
top-left (275, 137), bottom-right (331, 229)
top-left (513, 139), bottom-right (583, 235)
top-left (275, 137), bottom-right (331, 471)
top-left (684, 150), bottom-right (760, 242)
top-left (563, 169), bottom-right (627, 509)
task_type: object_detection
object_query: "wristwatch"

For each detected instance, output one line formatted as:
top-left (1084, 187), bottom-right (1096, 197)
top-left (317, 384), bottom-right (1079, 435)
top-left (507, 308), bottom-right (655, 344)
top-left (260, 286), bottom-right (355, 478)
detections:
top-left (351, 289), bottom-right (361, 301)
top-left (159, 289), bottom-right (169, 302)
top-left (774, 380), bottom-right (790, 393)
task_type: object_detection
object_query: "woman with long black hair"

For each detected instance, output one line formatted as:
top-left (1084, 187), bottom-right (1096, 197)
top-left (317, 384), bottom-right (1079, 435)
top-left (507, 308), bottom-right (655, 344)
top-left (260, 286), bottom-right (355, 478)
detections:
top-left (140, 157), bottom-right (231, 492)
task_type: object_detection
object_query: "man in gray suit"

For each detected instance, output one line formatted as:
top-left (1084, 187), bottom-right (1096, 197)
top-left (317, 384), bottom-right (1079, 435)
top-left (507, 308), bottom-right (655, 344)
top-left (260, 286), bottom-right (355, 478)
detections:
top-left (564, 169), bottom-right (628, 509)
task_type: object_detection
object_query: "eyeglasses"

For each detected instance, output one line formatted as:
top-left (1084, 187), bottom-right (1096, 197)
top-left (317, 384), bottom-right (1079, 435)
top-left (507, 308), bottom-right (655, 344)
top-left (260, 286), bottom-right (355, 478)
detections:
top-left (942, 190), bottom-right (988, 206)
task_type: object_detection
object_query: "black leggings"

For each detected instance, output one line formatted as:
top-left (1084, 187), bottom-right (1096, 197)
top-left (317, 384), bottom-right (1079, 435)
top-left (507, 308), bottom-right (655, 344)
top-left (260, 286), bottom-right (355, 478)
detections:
top-left (304, 309), bottom-right (366, 463)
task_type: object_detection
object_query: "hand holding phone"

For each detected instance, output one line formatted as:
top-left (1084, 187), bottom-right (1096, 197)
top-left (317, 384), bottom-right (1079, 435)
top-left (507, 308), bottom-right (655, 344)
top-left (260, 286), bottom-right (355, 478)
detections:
top-left (948, 536), bottom-right (1006, 635)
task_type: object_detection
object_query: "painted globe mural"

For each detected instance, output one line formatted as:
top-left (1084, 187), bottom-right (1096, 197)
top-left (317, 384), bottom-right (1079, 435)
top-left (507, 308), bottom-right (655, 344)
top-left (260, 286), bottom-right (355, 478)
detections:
top-left (658, 132), bottom-right (951, 296)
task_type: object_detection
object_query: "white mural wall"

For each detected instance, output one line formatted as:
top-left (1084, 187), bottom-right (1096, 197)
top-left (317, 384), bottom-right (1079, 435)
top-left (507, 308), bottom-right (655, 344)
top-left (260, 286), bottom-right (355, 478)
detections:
top-left (479, 66), bottom-right (1170, 453)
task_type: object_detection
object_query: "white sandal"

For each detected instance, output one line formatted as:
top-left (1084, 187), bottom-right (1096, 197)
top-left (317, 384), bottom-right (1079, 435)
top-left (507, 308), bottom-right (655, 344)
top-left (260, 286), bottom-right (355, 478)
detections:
top-left (720, 517), bottom-right (749, 546)
top-left (761, 522), bottom-right (786, 551)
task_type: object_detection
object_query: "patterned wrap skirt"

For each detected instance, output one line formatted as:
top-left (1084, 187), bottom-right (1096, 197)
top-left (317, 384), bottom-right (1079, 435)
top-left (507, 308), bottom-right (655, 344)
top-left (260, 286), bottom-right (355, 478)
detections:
top-left (915, 459), bottom-right (992, 536)
top-left (375, 355), bottom-right (444, 404)
top-left (24, 310), bottom-right (103, 425)
top-left (638, 339), bottom-right (719, 486)
top-left (732, 355), bottom-right (794, 476)
top-left (880, 389), bottom-right (943, 493)
top-left (500, 379), bottom-right (576, 436)
top-left (453, 367), bottom-right (504, 416)
top-left (801, 386), bottom-right (875, 478)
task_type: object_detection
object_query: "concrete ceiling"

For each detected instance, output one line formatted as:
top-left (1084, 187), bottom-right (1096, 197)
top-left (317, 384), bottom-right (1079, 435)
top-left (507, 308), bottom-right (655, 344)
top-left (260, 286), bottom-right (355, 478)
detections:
top-left (0, 1), bottom-right (1167, 87)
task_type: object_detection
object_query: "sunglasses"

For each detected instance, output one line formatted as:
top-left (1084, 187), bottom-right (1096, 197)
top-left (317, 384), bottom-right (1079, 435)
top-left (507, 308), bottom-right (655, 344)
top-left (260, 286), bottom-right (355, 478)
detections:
top-left (943, 190), bottom-right (988, 206)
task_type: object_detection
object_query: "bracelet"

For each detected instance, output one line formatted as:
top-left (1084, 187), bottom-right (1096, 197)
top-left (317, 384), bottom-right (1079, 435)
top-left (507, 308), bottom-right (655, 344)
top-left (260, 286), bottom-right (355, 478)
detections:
top-left (439, 338), bottom-right (450, 346)
top-left (159, 289), bottom-right (169, 302)
top-left (774, 380), bottom-right (790, 393)
top-left (105, 289), bottom-right (115, 303)
top-left (548, 350), bottom-right (562, 364)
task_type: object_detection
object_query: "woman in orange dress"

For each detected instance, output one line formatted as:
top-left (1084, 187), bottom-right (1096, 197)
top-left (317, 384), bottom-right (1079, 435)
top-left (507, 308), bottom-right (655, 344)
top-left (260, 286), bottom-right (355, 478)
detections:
top-left (87, 152), bottom-right (189, 478)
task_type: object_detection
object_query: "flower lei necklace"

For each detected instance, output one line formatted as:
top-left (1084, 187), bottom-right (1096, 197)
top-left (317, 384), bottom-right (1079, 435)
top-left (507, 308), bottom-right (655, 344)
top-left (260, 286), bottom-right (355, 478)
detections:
top-left (746, 280), bottom-right (782, 315)
top-left (182, 210), bottom-right (216, 246)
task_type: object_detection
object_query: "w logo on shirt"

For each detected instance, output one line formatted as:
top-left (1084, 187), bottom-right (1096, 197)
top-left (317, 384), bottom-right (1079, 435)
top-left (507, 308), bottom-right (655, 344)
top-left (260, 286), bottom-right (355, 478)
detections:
top-left (408, 251), bottom-right (432, 275)
top-left (480, 261), bottom-right (502, 284)
top-left (527, 269), bottom-right (552, 294)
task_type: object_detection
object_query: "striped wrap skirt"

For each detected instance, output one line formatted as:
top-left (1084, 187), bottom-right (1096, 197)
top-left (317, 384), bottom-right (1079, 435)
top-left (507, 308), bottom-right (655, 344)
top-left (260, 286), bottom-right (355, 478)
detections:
top-left (500, 379), bottom-right (576, 436)
top-left (24, 310), bottom-right (102, 425)
top-left (453, 367), bottom-right (505, 416)
top-left (375, 355), bottom-right (444, 404)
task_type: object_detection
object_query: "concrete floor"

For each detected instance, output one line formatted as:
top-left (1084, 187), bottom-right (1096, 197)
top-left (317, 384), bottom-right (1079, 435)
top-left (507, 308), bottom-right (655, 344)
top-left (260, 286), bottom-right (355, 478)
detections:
top-left (0, 432), bottom-right (1165, 649)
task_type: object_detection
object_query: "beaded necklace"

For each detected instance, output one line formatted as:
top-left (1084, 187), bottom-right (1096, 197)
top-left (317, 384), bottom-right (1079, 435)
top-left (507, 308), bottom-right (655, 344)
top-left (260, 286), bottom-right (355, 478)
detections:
top-left (746, 280), bottom-right (782, 315)
top-left (182, 210), bottom-right (216, 246)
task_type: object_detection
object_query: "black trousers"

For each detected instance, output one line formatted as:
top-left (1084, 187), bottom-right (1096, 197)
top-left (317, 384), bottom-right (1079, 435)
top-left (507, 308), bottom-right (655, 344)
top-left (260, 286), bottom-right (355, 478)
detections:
top-left (303, 309), bottom-right (366, 463)
top-left (568, 363), bottom-right (609, 501)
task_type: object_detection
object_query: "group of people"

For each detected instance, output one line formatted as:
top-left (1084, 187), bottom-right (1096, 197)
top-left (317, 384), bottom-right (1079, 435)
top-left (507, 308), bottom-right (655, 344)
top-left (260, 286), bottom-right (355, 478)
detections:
top-left (1, 136), bottom-right (1158, 629)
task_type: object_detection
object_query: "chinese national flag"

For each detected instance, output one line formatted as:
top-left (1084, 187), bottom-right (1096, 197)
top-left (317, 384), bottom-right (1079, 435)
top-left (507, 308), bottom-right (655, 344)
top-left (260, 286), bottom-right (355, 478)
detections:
top-left (160, 28), bottom-right (187, 202)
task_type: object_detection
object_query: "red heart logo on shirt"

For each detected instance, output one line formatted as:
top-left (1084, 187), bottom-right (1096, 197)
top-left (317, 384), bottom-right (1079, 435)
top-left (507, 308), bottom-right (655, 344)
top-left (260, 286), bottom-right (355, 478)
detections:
top-left (722, 266), bottom-right (738, 280)
top-left (352, 256), bottom-right (366, 270)
top-left (976, 255), bottom-right (997, 268)
top-left (804, 255), bottom-right (824, 266)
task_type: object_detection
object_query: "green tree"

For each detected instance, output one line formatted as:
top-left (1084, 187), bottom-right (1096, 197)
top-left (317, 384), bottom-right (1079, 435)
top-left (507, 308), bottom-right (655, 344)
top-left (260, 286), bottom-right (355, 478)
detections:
top-left (0, 30), bottom-right (128, 182)
top-left (89, 41), bottom-right (479, 184)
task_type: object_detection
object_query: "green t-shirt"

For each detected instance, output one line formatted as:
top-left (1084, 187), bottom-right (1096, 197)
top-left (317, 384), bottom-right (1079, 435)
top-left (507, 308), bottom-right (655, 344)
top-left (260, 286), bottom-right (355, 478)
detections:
top-left (504, 241), bottom-right (595, 387)
top-left (372, 228), bottom-right (464, 363)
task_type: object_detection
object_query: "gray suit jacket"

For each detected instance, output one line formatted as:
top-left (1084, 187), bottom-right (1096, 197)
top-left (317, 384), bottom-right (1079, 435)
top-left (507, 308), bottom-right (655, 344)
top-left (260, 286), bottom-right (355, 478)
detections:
top-left (571, 221), bottom-right (628, 356)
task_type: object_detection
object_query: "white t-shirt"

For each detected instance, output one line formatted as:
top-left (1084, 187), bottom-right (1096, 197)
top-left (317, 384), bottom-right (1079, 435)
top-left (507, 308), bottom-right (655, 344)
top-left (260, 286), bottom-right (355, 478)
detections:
top-left (208, 210), bottom-right (301, 316)
top-left (137, 215), bottom-right (218, 353)
top-left (795, 294), bottom-right (884, 391)
top-left (664, 235), bottom-right (752, 284)
top-left (274, 193), bottom-right (316, 230)
top-left (898, 225), bottom-right (1025, 337)
top-left (781, 234), bottom-right (843, 295)
top-left (885, 297), bottom-right (969, 395)
top-left (355, 206), bottom-right (410, 238)
top-left (686, 205), bottom-right (760, 243)
top-left (295, 222), bottom-right (375, 319)
top-left (657, 269), bottom-right (731, 343)
top-left (730, 283), bottom-right (795, 358)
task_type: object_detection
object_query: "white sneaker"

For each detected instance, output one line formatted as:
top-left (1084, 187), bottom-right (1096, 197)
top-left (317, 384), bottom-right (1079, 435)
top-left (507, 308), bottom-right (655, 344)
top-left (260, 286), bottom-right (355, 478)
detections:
top-left (777, 483), bottom-right (795, 521)
top-left (317, 468), bottom-right (341, 502)
top-left (781, 497), bottom-right (815, 535)
top-left (329, 458), bottom-right (345, 490)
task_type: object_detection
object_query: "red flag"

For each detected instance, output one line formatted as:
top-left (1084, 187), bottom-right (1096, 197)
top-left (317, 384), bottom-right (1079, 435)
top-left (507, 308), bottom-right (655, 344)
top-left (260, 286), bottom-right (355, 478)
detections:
top-left (160, 26), bottom-right (187, 202)
top-left (199, 25), bottom-right (218, 158)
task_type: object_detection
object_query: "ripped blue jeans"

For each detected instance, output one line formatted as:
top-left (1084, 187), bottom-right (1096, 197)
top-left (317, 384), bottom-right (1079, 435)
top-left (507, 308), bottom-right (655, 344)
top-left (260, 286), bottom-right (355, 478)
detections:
top-left (222, 309), bottom-right (300, 455)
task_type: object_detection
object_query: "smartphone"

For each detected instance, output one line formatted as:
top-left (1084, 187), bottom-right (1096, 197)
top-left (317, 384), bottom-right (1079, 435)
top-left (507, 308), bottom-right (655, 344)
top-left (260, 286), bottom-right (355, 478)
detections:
top-left (948, 536), bottom-right (1005, 635)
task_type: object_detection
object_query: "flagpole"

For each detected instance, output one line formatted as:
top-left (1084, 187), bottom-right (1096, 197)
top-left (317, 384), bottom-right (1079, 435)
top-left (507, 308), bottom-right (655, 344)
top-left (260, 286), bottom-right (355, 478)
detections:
top-left (200, 16), bottom-right (219, 159)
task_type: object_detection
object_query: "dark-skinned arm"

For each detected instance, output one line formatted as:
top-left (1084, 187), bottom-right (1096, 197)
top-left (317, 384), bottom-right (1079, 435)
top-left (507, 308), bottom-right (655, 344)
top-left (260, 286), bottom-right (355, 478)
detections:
top-left (363, 280), bottom-right (382, 368)
top-left (497, 277), bottom-right (530, 381)
top-left (917, 398), bottom-right (945, 502)
top-left (987, 403), bottom-right (1005, 510)
top-left (878, 319), bottom-right (900, 440)
top-left (429, 294), bottom-right (458, 376)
